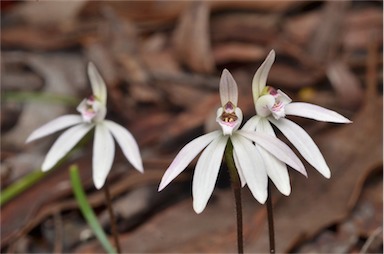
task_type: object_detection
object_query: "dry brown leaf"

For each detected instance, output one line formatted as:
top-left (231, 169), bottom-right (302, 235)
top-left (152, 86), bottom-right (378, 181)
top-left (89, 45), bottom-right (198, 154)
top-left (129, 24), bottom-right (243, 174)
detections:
top-left (173, 1), bottom-right (215, 74)
top-left (308, 1), bottom-right (349, 63)
top-left (326, 61), bottom-right (364, 110)
top-left (213, 43), bottom-right (266, 64)
top-left (5, 1), bottom-right (86, 26)
top-left (210, 12), bottom-right (279, 45)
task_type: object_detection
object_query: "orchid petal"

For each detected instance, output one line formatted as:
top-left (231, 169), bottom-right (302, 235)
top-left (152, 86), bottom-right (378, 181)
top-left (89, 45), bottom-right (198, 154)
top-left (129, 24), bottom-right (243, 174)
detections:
top-left (252, 50), bottom-right (275, 101)
top-left (158, 131), bottom-right (222, 191)
top-left (193, 135), bottom-right (228, 213)
top-left (88, 62), bottom-right (107, 105)
top-left (256, 118), bottom-right (291, 195)
top-left (93, 123), bottom-right (115, 189)
top-left (276, 89), bottom-right (292, 105)
top-left (231, 134), bottom-right (268, 203)
top-left (269, 117), bottom-right (331, 178)
top-left (238, 129), bottom-right (307, 176)
top-left (242, 115), bottom-right (261, 131)
top-left (42, 123), bottom-right (93, 171)
top-left (26, 115), bottom-right (83, 143)
top-left (220, 69), bottom-right (238, 106)
top-left (285, 102), bottom-right (352, 123)
top-left (233, 149), bottom-right (246, 187)
top-left (104, 120), bottom-right (143, 173)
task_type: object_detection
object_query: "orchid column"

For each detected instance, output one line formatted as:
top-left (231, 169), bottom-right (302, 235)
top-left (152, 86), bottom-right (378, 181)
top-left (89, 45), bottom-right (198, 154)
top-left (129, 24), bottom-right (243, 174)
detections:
top-left (159, 69), bottom-right (306, 253)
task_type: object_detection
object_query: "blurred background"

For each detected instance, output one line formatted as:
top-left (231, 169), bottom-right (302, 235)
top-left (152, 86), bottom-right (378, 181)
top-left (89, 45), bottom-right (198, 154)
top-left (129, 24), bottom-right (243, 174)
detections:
top-left (1, 1), bottom-right (382, 253)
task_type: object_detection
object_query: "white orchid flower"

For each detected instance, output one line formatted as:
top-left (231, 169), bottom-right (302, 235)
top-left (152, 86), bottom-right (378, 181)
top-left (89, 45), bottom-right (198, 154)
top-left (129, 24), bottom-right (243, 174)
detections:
top-left (245, 50), bottom-right (352, 196)
top-left (26, 62), bottom-right (144, 189)
top-left (158, 69), bottom-right (306, 214)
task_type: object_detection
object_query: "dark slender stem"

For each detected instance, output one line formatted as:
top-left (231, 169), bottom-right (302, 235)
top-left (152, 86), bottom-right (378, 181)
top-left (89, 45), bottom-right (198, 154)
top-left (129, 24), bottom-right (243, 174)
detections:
top-left (224, 140), bottom-right (244, 254)
top-left (266, 183), bottom-right (275, 253)
top-left (103, 181), bottom-right (121, 254)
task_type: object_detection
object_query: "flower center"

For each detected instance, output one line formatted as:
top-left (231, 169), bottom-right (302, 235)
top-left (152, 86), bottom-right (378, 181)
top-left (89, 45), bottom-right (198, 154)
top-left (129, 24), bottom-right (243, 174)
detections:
top-left (77, 95), bottom-right (106, 123)
top-left (220, 102), bottom-right (238, 124)
top-left (216, 101), bottom-right (243, 136)
top-left (255, 86), bottom-right (292, 119)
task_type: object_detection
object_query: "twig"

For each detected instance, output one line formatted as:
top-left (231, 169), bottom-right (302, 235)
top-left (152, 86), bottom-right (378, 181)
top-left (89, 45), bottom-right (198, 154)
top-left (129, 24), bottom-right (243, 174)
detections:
top-left (103, 181), bottom-right (122, 254)
top-left (266, 182), bottom-right (275, 253)
top-left (224, 140), bottom-right (244, 254)
top-left (360, 227), bottom-right (383, 253)
top-left (53, 211), bottom-right (63, 254)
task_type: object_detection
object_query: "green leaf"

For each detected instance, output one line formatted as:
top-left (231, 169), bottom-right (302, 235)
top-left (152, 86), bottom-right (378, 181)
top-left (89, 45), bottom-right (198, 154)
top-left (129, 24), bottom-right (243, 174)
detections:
top-left (69, 165), bottom-right (116, 254)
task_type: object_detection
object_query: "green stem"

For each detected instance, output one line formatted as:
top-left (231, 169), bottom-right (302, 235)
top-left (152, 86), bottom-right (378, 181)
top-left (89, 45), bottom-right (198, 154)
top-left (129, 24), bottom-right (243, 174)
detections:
top-left (103, 181), bottom-right (122, 253)
top-left (3, 91), bottom-right (79, 106)
top-left (69, 165), bottom-right (116, 254)
top-left (0, 170), bottom-right (46, 206)
top-left (224, 140), bottom-right (244, 254)
top-left (267, 182), bottom-right (275, 253)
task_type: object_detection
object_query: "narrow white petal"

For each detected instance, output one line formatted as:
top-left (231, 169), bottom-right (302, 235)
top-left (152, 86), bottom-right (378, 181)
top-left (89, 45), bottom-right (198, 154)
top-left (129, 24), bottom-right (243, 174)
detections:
top-left (238, 129), bottom-right (307, 176)
top-left (231, 134), bottom-right (268, 203)
top-left (26, 115), bottom-right (83, 143)
top-left (269, 118), bottom-right (331, 178)
top-left (252, 50), bottom-right (275, 100)
top-left (88, 62), bottom-right (107, 105)
top-left (242, 115), bottom-right (261, 131)
top-left (104, 120), bottom-right (143, 173)
top-left (232, 149), bottom-right (246, 187)
top-left (42, 123), bottom-right (93, 171)
top-left (256, 118), bottom-right (291, 195)
top-left (158, 131), bottom-right (222, 191)
top-left (220, 69), bottom-right (238, 106)
top-left (93, 123), bottom-right (115, 189)
top-left (285, 102), bottom-right (352, 123)
top-left (193, 136), bottom-right (228, 213)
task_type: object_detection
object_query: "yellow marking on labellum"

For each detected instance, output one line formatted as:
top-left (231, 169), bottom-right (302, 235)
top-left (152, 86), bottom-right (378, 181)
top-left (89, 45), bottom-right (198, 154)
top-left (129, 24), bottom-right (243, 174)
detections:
top-left (221, 112), bottom-right (238, 123)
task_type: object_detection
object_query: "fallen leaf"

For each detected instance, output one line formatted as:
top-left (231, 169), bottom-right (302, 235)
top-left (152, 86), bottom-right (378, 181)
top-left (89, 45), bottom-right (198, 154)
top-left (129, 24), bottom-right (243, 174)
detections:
top-left (173, 1), bottom-right (215, 74)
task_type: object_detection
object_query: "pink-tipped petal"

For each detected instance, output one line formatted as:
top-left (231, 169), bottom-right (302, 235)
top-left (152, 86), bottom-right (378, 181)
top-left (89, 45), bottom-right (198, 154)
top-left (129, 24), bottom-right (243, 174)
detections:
top-left (231, 134), bottom-right (268, 203)
top-left (42, 123), bottom-right (93, 171)
top-left (88, 62), bottom-right (107, 105)
top-left (220, 69), bottom-right (238, 106)
top-left (269, 117), bottom-right (331, 178)
top-left (158, 131), bottom-right (222, 191)
top-left (252, 50), bottom-right (275, 100)
top-left (104, 120), bottom-right (143, 173)
top-left (285, 102), bottom-right (352, 123)
top-left (193, 135), bottom-right (228, 213)
top-left (256, 118), bottom-right (291, 196)
top-left (26, 115), bottom-right (83, 143)
top-left (93, 123), bottom-right (115, 189)
top-left (238, 129), bottom-right (307, 177)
